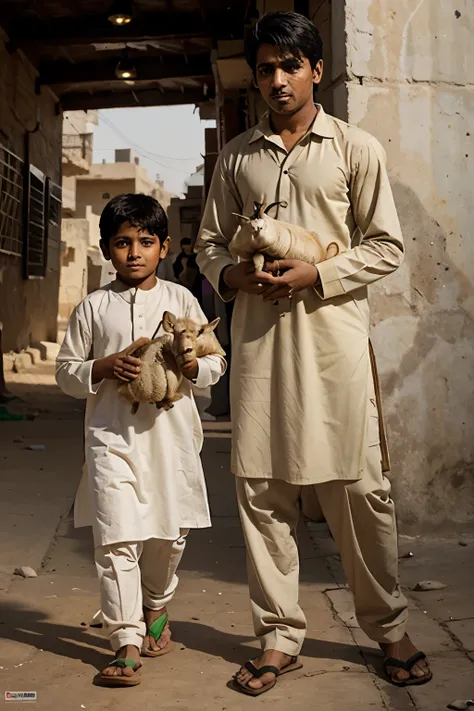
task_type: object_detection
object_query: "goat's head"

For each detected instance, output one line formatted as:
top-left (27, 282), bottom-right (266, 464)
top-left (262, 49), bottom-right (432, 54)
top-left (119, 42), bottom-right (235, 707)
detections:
top-left (231, 200), bottom-right (287, 250)
top-left (162, 311), bottom-right (221, 366)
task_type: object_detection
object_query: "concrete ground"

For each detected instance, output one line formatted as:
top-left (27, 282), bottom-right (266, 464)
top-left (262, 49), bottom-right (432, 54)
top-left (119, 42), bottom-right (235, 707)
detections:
top-left (1, 363), bottom-right (473, 710)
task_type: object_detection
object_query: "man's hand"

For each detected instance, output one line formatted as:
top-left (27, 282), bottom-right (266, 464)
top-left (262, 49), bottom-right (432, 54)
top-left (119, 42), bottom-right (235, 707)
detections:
top-left (255, 259), bottom-right (319, 302)
top-left (92, 352), bottom-right (142, 384)
top-left (180, 358), bottom-right (199, 381)
top-left (222, 263), bottom-right (267, 295)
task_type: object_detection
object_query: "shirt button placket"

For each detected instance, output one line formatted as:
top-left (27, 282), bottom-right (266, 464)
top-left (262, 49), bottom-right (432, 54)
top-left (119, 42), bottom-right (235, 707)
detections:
top-left (279, 164), bottom-right (290, 209)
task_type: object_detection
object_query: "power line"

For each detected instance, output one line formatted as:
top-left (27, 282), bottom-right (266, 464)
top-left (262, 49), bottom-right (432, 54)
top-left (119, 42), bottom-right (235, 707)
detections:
top-left (99, 113), bottom-right (198, 162)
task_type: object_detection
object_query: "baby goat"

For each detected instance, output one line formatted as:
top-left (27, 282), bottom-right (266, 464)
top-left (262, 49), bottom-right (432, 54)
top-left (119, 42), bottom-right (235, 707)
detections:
top-left (229, 201), bottom-right (339, 272)
top-left (118, 311), bottom-right (225, 414)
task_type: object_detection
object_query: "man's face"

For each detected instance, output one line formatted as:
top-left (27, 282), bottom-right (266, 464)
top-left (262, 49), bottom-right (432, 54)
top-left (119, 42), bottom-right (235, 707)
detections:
top-left (101, 222), bottom-right (169, 284)
top-left (254, 44), bottom-right (323, 115)
top-left (182, 241), bottom-right (193, 256)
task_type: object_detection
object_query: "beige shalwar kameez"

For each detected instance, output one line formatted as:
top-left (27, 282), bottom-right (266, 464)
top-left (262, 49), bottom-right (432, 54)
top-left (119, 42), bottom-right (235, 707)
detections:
top-left (195, 106), bottom-right (408, 652)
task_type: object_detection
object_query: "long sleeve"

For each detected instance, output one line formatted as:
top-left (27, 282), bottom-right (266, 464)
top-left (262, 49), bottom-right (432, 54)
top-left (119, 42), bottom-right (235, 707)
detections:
top-left (315, 136), bottom-right (404, 300)
top-left (185, 293), bottom-right (227, 390)
top-left (195, 152), bottom-right (240, 301)
top-left (56, 302), bottom-right (101, 399)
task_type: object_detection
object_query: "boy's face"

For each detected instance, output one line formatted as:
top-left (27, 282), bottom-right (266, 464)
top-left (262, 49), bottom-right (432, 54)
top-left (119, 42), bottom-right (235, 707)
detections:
top-left (255, 44), bottom-right (323, 116)
top-left (101, 222), bottom-right (170, 285)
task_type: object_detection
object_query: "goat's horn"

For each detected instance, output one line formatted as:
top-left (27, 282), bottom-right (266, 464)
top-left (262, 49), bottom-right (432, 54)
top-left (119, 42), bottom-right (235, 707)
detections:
top-left (251, 201), bottom-right (265, 219)
top-left (264, 201), bottom-right (286, 214)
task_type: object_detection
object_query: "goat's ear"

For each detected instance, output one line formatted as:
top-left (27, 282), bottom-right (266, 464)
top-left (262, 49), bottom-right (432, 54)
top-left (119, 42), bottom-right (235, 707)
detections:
top-left (162, 311), bottom-right (176, 333)
top-left (232, 212), bottom-right (250, 225)
top-left (204, 317), bottom-right (220, 332)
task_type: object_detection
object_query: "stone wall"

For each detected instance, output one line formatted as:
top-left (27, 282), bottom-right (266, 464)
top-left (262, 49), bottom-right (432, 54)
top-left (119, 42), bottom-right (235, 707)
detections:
top-left (58, 219), bottom-right (89, 323)
top-left (0, 40), bottom-right (62, 352)
top-left (333, 0), bottom-right (474, 531)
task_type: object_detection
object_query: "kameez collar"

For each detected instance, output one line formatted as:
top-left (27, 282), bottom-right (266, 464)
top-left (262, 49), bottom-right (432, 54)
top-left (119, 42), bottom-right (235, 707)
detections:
top-left (110, 277), bottom-right (163, 304)
top-left (249, 104), bottom-right (336, 146)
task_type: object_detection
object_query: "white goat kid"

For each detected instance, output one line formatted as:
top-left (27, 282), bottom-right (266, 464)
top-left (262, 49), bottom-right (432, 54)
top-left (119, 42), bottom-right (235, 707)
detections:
top-left (118, 311), bottom-right (225, 414)
top-left (229, 200), bottom-right (339, 273)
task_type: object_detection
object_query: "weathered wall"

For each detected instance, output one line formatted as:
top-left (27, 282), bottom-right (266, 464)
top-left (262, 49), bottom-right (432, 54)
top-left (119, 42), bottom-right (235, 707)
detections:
top-left (75, 164), bottom-right (172, 249)
top-left (75, 177), bottom-right (137, 247)
top-left (0, 40), bottom-right (62, 352)
top-left (339, 0), bottom-right (474, 531)
top-left (58, 219), bottom-right (89, 323)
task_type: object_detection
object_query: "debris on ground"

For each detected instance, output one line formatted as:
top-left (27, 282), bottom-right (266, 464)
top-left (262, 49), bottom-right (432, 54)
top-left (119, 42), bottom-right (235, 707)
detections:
top-left (13, 566), bottom-right (37, 578)
top-left (26, 444), bottom-right (46, 451)
top-left (413, 580), bottom-right (447, 591)
top-left (399, 551), bottom-right (414, 559)
top-left (447, 701), bottom-right (474, 710)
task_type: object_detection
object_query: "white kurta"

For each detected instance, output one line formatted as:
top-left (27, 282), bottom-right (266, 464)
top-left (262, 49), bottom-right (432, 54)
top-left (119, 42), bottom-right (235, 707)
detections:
top-left (56, 278), bottom-right (226, 547)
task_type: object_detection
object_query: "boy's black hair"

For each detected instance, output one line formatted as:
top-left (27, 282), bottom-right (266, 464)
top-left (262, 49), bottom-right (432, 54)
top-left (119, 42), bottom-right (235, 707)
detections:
top-left (99, 193), bottom-right (168, 246)
top-left (244, 11), bottom-right (323, 76)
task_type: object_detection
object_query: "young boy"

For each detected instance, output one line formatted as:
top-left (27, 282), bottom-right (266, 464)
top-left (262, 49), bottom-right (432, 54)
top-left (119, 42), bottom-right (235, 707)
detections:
top-left (56, 193), bottom-right (226, 687)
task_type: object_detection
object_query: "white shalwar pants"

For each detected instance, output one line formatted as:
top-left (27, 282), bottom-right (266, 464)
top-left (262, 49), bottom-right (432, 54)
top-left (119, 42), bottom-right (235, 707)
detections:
top-left (94, 530), bottom-right (189, 652)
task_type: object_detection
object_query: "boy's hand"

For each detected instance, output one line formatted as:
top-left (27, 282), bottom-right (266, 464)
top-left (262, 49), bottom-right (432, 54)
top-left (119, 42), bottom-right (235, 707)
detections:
top-left (92, 352), bottom-right (142, 383)
top-left (113, 354), bottom-right (142, 382)
top-left (180, 359), bottom-right (199, 381)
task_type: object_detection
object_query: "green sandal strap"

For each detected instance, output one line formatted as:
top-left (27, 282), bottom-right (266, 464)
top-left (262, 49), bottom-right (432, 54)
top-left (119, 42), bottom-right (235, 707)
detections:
top-left (147, 612), bottom-right (168, 642)
top-left (108, 658), bottom-right (140, 671)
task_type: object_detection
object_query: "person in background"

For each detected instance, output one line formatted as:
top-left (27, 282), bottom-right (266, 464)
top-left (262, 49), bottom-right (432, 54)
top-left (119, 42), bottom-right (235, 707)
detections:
top-left (0, 321), bottom-right (14, 405)
top-left (172, 237), bottom-right (194, 282)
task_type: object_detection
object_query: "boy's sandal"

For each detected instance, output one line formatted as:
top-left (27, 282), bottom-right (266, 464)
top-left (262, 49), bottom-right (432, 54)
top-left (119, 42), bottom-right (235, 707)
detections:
top-left (233, 656), bottom-right (303, 696)
top-left (384, 651), bottom-right (433, 687)
top-left (141, 612), bottom-right (173, 658)
top-left (96, 658), bottom-right (142, 687)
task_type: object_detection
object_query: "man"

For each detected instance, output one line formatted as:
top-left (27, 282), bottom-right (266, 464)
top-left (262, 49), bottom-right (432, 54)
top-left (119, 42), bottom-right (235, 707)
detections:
top-left (195, 10), bottom-right (431, 697)
top-left (172, 237), bottom-right (194, 282)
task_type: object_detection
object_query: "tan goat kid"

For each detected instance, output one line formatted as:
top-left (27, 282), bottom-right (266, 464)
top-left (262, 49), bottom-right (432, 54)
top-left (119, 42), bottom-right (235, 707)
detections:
top-left (229, 201), bottom-right (339, 272)
top-left (118, 311), bottom-right (225, 414)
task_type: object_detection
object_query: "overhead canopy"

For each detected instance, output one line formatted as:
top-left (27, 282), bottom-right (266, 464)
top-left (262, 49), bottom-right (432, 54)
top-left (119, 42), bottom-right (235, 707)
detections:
top-left (0, 0), bottom-right (255, 110)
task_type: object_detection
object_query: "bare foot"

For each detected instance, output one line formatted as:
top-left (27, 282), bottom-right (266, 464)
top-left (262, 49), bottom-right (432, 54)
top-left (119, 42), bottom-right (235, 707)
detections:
top-left (380, 634), bottom-right (431, 684)
top-left (142, 606), bottom-right (171, 654)
top-left (102, 644), bottom-right (141, 678)
top-left (236, 650), bottom-right (292, 691)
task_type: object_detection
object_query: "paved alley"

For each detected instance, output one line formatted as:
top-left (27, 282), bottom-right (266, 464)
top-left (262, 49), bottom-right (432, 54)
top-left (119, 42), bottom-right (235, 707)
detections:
top-left (0, 363), bottom-right (473, 711)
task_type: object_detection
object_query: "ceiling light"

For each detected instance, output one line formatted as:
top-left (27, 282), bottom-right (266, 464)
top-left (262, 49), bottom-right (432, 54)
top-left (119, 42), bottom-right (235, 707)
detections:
top-left (115, 54), bottom-right (137, 80)
top-left (108, 0), bottom-right (133, 26)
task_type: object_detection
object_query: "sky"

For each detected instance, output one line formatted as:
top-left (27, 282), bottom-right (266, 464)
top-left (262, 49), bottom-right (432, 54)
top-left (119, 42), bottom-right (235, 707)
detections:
top-left (92, 105), bottom-right (216, 196)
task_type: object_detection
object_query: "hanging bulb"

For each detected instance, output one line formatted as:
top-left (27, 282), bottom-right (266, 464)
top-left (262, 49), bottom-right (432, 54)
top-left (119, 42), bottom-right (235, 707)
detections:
top-left (108, 0), bottom-right (133, 25)
top-left (115, 53), bottom-right (137, 80)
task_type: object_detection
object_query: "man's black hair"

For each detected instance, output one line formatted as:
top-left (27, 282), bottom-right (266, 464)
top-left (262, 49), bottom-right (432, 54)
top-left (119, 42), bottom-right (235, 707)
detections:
top-left (99, 193), bottom-right (168, 246)
top-left (180, 238), bottom-right (192, 246)
top-left (244, 11), bottom-right (323, 75)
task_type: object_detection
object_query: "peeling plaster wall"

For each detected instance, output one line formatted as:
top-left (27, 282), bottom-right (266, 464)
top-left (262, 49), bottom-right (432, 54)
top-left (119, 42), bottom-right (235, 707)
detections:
top-left (58, 219), bottom-right (89, 323)
top-left (342, 0), bottom-right (474, 531)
